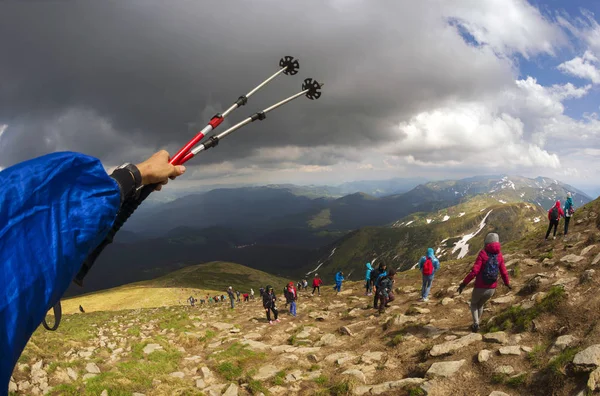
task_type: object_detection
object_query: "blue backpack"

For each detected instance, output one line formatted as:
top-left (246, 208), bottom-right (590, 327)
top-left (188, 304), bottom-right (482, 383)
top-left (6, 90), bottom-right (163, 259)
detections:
top-left (481, 254), bottom-right (499, 285)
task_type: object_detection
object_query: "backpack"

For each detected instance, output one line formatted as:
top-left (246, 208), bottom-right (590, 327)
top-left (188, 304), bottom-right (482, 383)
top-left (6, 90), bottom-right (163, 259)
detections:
top-left (422, 257), bottom-right (434, 276)
top-left (370, 268), bottom-right (381, 283)
top-left (481, 253), bottom-right (499, 285)
top-left (550, 206), bottom-right (559, 221)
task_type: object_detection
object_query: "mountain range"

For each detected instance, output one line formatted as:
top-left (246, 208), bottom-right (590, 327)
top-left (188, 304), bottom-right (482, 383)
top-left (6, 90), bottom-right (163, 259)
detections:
top-left (68, 175), bottom-right (593, 296)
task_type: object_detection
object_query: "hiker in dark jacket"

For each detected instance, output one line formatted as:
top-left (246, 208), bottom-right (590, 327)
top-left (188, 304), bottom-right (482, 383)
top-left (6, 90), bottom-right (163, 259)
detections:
top-left (377, 269), bottom-right (396, 313)
top-left (545, 200), bottom-right (564, 240)
top-left (188, 296), bottom-right (196, 307)
top-left (564, 192), bottom-right (575, 236)
top-left (372, 263), bottom-right (387, 309)
top-left (457, 233), bottom-right (511, 333)
top-left (418, 248), bottom-right (440, 302)
top-left (236, 290), bottom-right (241, 302)
top-left (262, 285), bottom-right (280, 324)
top-left (286, 282), bottom-right (298, 317)
top-left (227, 287), bottom-right (235, 309)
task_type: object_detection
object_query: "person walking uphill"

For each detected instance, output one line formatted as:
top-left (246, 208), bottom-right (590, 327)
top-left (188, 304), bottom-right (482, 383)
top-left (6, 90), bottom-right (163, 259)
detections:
top-left (564, 192), bottom-right (575, 236)
top-left (334, 271), bottom-right (345, 293)
top-left (372, 263), bottom-right (387, 309)
top-left (285, 282), bottom-right (298, 317)
top-left (418, 248), bottom-right (440, 302)
top-left (457, 233), bottom-right (511, 333)
top-left (377, 269), bottom-right (396, 313)
top-left (262, 285), bottom-right (280, 324)
top-left (312, 274), bottom-right (323, 296)
top-left (227, 287), bottom-right (236, 309)
top-left (365, 262), bottom-right (374, 296)
top-left (545, 200), bottom-right (564, 240)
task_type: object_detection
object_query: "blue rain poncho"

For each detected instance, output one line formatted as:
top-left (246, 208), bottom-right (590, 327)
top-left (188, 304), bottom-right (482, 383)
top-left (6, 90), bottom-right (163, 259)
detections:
top-left (0, 152), bottom-right (121, 391)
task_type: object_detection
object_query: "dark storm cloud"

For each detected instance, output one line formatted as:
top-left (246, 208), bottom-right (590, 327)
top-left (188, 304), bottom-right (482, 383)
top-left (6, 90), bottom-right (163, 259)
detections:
top-left (0, 0), bottom-right (513, 171)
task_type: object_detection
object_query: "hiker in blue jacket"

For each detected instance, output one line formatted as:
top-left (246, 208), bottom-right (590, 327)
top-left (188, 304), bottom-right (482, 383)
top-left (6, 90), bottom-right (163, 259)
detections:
top-left (0, 149), bottom-right (185, 393)
top-left (418, 248), bottom-right (440, 302)
top-left (364, 262), bottom-right (373, 296)
top-left (334, 271), bottom-right (345, 293)
top-left (564, 192), bottom-right (575, 236)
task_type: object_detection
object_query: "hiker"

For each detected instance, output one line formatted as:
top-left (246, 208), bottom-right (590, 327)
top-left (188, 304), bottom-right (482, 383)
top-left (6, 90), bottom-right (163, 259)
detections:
top-left (564, 192), bottom-right (575, 236)
top-left (283, 286), bottom-right (290, 308)
top-left (251, 288), bottom-right (255, 300)
top-left (200, 299), bottom-right (205, 305)
top-left (188, 296), bottom-right (196, 307)
top-left (302, 279), bottom-right (308, 290)
top-left (227, 287), bottom-right (235, 309)
top-left (79, 305), bottom-right (85, 313)
top-left (377, 269), bottom-right (397, 313)
top-left (262, 285), bottom-right (280, 324)
top-left (418, 248), bottom-right (440, 302)
top-left (457, 233), bottom-right (511, 333)
top-left (243, 293), bottom-right (249, 302)
top-left (259, 287), bottom-right (265, 298)
top-left (312, 274), bottom-right (323, 296)
top-left (286, 282), bottom-right (298, 317)
top-left (372, 263), bottom-right (387, 309)
top-left (0, 149), bottom-right (185, 391)
top-left (365, 262), bottom-right (374, 296)
top-left (236, 290), bottom-right (241, 302)
top-left (334, 271), bottom-right (345, 293)
top-left (545, 200), bottom-right (564, 240)
top-left (297, 281), bottom-right (302, 291)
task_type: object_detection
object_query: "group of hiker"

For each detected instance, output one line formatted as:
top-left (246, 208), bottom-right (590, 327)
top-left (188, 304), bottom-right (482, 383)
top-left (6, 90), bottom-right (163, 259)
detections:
top-left (187, 288), bottom-right (255, 308)
top-left (545, 192), bottom-right (576, 240)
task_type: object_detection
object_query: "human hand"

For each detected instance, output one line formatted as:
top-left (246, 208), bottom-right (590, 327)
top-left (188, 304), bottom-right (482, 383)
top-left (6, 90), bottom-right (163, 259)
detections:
top-left (457, 284), bottom-right (465, 294)
top-left (506, 284), bottom-right (512, 291)
top-left (135, 150), bottom-right (186, 190)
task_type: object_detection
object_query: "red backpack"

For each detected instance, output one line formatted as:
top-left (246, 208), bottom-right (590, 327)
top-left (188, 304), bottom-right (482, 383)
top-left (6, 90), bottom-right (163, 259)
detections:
top-left (422, 257), bottom-right (434, 276)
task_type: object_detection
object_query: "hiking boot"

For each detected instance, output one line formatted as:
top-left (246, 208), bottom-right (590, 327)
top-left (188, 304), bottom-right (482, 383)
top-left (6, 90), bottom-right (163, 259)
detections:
top-left (276, 319), bottom-right (281, 323)
top-left (423, 298), bottom-right (429, 302)
top-left (471, 323), bottom-right (479, 333)
top-left (269, 321), bottom-right (274, 325)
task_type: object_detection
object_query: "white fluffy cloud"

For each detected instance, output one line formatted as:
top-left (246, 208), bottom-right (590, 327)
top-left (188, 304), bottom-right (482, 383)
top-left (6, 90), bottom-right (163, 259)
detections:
top-left (442, 0), bottom-right (565, 58)
top-left (558, 51), bottom-right (600, 83)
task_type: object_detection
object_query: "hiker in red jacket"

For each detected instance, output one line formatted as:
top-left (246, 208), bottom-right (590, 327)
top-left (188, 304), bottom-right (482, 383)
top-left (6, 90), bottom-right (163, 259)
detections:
top-left (311, 274), bottom-right (323, 296)
top-left (457, 233), bottom-right (511, 333)
top-left (545, 200), bottom-right (564, 240)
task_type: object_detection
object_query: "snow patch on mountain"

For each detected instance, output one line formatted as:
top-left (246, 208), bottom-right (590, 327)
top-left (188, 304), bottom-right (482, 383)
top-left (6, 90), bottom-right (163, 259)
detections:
top-left (499, 200), bottom-right (507, 204)
top-left (442, 215), bottom-right (450, 222)
top-left (426, 219), bottom-right (432, 224)
top-left (405, 220), bottom-right (414, 226)
top-left (451, 210), bottom-right (493, 260)
top-left (458, 212), bottom-right (465, 217)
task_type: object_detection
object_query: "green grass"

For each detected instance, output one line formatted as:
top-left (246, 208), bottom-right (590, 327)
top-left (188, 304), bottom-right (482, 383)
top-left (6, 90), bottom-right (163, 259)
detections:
top-left (272, 370), bottom-right (286, 386)
top-left (485, 286), bottom-right (566, 332)
top-left (314, 375), bottom-right (328, 385)
top-left (217, 361), bottom-right (243, 381)
top-left (408, 387), bottom-right (426, 396)
top-left (126, 326), bottom-right (141, 337)
top-left (390, 334), bottom-right (404, 346)
top-left (540, 347), bottom-right (580, 388)
top-left (308, 209), bottom-right (333, 228)
top-left (247, 379), bottom-right (269, 395)
top-left (506, 373), bottom-right (528, 387)
top-left (527, 344), bottom-right (546, 368)
top-left (491, 373), bottom-right (507, 384)
top-left (539, 251), bottom-right (554, 262)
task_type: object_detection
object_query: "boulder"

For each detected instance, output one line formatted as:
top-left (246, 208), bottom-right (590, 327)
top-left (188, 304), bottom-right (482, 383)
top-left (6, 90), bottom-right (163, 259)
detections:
top-left (361, 351), bottom-right (384, 363)
top-left (430, 333), bottom-right (482, 356)
top-left (560, 254), bottom-right (585, 264)
top-left (211, 322), bottom-right (234, 331)
top-left (342, 369), bottom-right (367, 384)
top-left (143, 343), bottom-right (163, 354)
top-left (494, 366), bottom-right (515, 375)
top-left (223, 383), bottom-right (239, 396)
top-left (491, 295), bottom-right (515, 305)
top-left (426, 360), bottom-right (465, 378)
top-left (592, 253), bottom-right (600, 265)
top-left (325, 352), bottom-right (354, 364)
top-left (85, 363), bottom-right (101, 374)
top-left (581, 245), bottom-right (597, 256)
top-left (489, 392), bottom-right (511, 396)
top-left (242, 339), bottom-right (271, 351)
top-left (499, 346), bottom-right (522, 356)
top-left (254, 365), bottom-right (279, 380)
top-left (574, 345), bottom-right (600, 370)
top-left (484, 332), bottom-right (509, 344)
top-left (588, 368), bottom-right (600, 391)
top-left (169, 372), bottom-right (185, 379)
top-left (316, 333), bottom-right (337, 346)
top-left (478, 349), bottom-right (492, 363)
top-left (551, 335), bottom-right (578, 353)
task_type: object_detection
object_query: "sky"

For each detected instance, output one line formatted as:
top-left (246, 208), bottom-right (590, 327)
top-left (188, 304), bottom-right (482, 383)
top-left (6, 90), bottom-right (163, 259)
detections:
top-left (2, 1), bottom-right (600, 196)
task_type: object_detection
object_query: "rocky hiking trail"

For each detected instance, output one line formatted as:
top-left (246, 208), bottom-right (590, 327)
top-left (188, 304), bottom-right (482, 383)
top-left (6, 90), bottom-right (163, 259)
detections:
top-left (10, 201), bottom-right (600, 396)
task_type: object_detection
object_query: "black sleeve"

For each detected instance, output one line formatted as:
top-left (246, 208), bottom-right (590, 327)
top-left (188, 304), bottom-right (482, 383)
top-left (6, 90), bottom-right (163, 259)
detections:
top-left (110, 166), bottom-right (142, 204)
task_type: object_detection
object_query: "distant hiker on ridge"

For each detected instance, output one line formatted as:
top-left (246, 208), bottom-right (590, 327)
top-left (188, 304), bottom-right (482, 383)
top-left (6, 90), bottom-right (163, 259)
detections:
top-left (564, 192), bottom-right (575, 236)
top-left (285, 281), bottom-right (298, 317)
top-left (545, 200), bottom-right (564, 240)
top-left (302, 279), bottom-right (308, 290)
top-left (418, 248), bottom-right (440, 302)
top-left (188, 296), bottom-right (195, 307)
top-left (312, 274), bottom-right (323, 296)
top-left (250, 288), bottom-right (255, 300)
top-left (236, 290), bottom-right (241, 302)
top-left (372, 263), bottom-right (387, 310)
top-left (377, 269), bottom-right (396, 314)
top-left (79, 305), bottom-right (85, 313)
top-left (365, 262), bottom-right (374, 296)
top-left (334, 271), bottom-right (345, 293)
top-left (243, 293), bottom-right (249, 302)
top-left (227, 287), bottom-right (235, 309)
top-left (457, 232), bottom-right (511, 333)
top-left (262, 285), bottom-right (280, 324)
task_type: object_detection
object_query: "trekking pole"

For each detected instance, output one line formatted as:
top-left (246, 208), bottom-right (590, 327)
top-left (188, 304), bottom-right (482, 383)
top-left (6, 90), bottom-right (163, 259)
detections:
top-left (74, 77), bottom-right (322, 286)
top-left (170, 56), bottom-right (299, 166)
top-left (180, 78), bottom-right (322, 163)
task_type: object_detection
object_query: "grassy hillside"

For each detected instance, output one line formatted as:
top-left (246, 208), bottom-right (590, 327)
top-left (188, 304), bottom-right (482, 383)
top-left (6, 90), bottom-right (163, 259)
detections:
top-left (303, 202), bottom-right (546, 279)
top-left (62, 262), bottom-right (290, 314)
